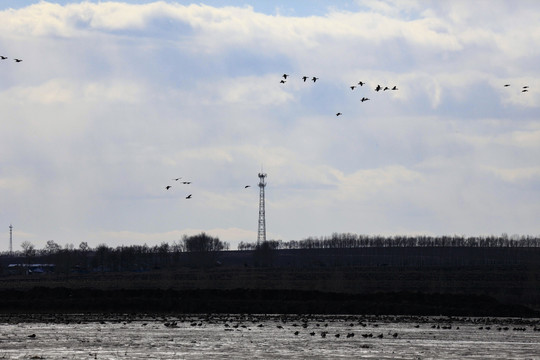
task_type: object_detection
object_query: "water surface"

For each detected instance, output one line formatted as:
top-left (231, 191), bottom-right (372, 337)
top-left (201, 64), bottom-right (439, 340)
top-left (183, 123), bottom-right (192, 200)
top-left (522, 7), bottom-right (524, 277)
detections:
top-left (0, 314), bottom-right (539, 359)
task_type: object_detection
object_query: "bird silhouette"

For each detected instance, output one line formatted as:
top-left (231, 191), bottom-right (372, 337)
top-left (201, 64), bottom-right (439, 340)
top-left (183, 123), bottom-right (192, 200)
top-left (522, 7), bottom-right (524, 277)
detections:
top-left (186, 194), bottom-right (192, 199)
top-left (523, 86), bottom-right (529, 88)
top-left (0, 56), bottom-right (7, 60)
top-left (350, 86), bottom-right (356, 90)
top-left (391, 86), bottom-right (398, 90)
top-left (336, 112), bottom-right (342, 116)
top-left (182, 181), bottom-right (191, 184)
top-left (14, 59), bottom-right (22, 62)
top-left (361, 97), bottom-right (370, 102)
top-left (504, 84), bottom-right (510, 87)
top-left (302, 76), bottom-right (308, 82)
top-left (312, 77), bottom-right (319, 82)
top-left (172, 178), bottom-right (182, 181)
top-left (245, 185), bottom-right (251, 188)
top-left (522, 89), bottom-right (529, 92)
top-left (165, 185), bottom-right (172, 190)
top-left (358, 81), bottom-right (365, 86)
top-left (383, 86), bottom-right (389, 91)
top-left (282, 74), bottom-right (289, 79)
top-left (375, 85), bottom-right (382, 92)
top-left (280, 80), bottom-right (286, 84)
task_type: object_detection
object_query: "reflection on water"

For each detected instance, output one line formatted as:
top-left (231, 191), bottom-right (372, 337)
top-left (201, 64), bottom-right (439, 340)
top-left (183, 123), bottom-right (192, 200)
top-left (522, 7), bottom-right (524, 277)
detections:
top-left (0, 314), bottom-right (539, 359)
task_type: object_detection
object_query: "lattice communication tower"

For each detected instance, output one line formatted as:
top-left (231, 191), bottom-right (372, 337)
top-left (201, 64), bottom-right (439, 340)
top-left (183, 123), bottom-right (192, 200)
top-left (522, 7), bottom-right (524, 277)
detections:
top-left (257, 172), bottom-right (267, 244)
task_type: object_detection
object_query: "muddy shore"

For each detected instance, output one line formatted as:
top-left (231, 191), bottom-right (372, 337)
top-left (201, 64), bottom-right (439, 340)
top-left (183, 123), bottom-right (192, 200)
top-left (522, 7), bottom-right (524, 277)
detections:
top-left (0, 287), bottom-right (537, 317)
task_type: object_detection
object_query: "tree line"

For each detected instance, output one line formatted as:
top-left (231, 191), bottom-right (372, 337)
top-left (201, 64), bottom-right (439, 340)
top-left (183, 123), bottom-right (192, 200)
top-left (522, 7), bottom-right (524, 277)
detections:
top-left (237, 233), bottom-right (540, 250)
top-left (2, 233), bottom-right (229, 274)
top-left (3, 232), bottom-right (540, 274)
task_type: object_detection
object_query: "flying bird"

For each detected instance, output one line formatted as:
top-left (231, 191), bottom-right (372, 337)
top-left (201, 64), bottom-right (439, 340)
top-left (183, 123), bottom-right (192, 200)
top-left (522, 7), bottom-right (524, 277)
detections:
top-left (245, 185), bottom-right (251, 188)
top-left (523, 86), bottom-right (529, 89)
top-left (350, 86), bottom-right (356, 90)
top-left (361, 97), bottom-right (370, 102)
top-left (391, 86), bottom-right (398, 90)
top-left (14, 59), bottom-right (22, 62)
top-left (165, 186), bottom-right (172, 190)
top-left (182, 181), bottom-right (191, 184)
top-left (282, 74), bottom-right (289, 79)
top-left (522, 89), bottom-right (529, 92)
top-left (358, 81), bottom-right (365, 86)
top-left (172, 178), bottom-right (182, 181)
top-left (302, 76), bottom-right (308, 82)
top-left (0, 56), bottom-right (7, 60)
top-left (504, 84), bottom-right (510, 87)
top-left (383, 86), bottom-right (389, 91)
top-left (186, 194), bottom-right (192, 199)
top-left (280, 80), bottom-right (286, 84)
top-left (312, 77), bottom-right (319, 82)
top-left (336, 112), bottom-right (342, 116)
top-left (375, 85), bottom-right (382, 92)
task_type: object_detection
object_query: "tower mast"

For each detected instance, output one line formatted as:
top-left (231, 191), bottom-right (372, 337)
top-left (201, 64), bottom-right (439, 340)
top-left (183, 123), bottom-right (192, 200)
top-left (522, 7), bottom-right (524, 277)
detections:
top-left (257, 171), bottom-right (267, 245)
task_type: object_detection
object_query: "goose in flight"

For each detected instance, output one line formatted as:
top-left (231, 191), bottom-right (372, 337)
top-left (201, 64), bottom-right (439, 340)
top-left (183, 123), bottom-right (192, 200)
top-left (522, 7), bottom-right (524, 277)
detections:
top-left (302, 76), bottom-right (308, 82)
top-left (383, 86), bottom-right (389, 91)
top-left (280, 80), bottom-right (286, 84)
top-left (336, 112), bottom-right (342, 116)
top-left (0, 56), bottom-right (7, 60)
top-left (186, 194), bottom-right (192, 199)
top-left (14, 59), bottom-right (22, 62)
top-left (182, 181), bottom-right (191, 184)
top-left (375, 85), bottom-right (382, 92)
top-left (172, 178), bottom-right (182, 181)
top-left (282, 74), bottom-right (289, 79)
top-left (312, 77), bottom-right (319, 82)
top-left (358, 81), bottom-right (365, 86)
top-left (504, 84), bottom-right (510, 87)
top-left (361, 97), bottom-right (370, 102)
top-left (522, 89), bottom-right (529, 92)
top-left (350, 86), bottom-right (356, 90)
top-left (245, 185), bottom-right (251, 188)
top-left (165, 185), bottom-right (172, 190)
top-left (391, 86), bottom-right (398, 90)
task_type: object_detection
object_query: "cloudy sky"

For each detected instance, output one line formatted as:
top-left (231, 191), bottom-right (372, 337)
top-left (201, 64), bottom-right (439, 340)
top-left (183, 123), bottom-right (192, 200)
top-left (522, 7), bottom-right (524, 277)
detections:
top-left (1, 0), bottom-right (539, 252)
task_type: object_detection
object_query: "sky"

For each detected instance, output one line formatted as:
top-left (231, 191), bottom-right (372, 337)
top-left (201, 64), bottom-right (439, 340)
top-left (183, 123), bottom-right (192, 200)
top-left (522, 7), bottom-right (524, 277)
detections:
top-left (1, 0), bottom-right (539, 252)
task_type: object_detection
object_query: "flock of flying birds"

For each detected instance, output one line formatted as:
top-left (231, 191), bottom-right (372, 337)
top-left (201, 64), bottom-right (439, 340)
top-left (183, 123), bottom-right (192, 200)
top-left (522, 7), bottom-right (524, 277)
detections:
top-left (1, 55), bottom-right (22, 62)
top-left (3, 57), bottom-right (531, 199)
top-left (279, 73), bottom-right (399, 116)
top-left (165, 75), bottom-right (532, 201)
top-left (503, 84), bottom-right (530, 92)
top-left (165, 177), bottom-right (251, 200)
top-left (165, 178), bottom-right (193, 199)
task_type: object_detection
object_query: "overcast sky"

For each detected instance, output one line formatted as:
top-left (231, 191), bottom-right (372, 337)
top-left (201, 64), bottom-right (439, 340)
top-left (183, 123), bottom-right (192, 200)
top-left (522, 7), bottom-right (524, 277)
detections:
top-left (1, 0), bottom-right (539, 252)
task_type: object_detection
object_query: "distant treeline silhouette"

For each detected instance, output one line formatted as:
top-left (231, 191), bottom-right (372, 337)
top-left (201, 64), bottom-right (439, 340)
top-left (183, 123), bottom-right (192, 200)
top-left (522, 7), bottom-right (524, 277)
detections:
top-left (1, 233), bottom-right (229, 274)
top-left (2, 232), bottom-right (540, 274)
top-left (238, 233), bottom-right (540, 250)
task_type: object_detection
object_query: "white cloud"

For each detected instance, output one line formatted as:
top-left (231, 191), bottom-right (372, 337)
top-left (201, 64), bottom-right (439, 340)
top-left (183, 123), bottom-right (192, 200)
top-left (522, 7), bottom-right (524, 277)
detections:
top-left (484, 166), bottom-right (540, 183)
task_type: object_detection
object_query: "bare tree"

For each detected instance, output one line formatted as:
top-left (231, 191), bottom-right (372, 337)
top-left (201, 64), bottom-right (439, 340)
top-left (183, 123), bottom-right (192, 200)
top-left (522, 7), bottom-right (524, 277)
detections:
top-left (20, 241), bottom-right (36, 267)
top-left (45, 240), bottom-right (61, 255)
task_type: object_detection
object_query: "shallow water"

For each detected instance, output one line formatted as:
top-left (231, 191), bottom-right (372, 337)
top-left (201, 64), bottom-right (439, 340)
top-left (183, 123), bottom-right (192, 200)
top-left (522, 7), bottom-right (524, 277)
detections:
top-left (0, 314), bottom-right (539, 359)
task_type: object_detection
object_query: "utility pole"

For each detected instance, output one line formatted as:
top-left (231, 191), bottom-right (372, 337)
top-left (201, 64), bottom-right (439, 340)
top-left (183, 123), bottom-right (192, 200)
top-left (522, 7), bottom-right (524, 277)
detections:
top-left (9, 224), bottom-right (13, 254)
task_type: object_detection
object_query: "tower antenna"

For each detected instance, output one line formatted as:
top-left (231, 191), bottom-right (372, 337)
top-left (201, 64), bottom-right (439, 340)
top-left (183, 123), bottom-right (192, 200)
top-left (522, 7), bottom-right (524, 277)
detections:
top-left (257, 171), bottom-right (267, 245)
